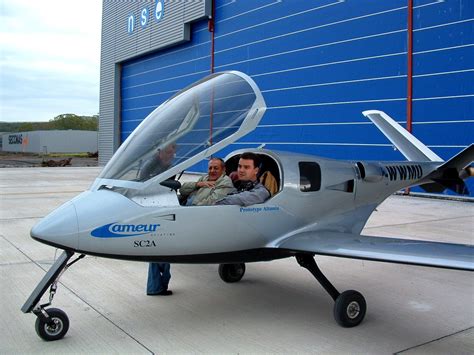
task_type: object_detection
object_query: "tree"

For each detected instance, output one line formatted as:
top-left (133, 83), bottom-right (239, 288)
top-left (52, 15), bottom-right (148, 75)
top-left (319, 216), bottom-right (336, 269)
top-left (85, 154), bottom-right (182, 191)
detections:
top-left (49, 114), bottom-right (98, 131)
top-left (2, 114), bottom-right (98, 133)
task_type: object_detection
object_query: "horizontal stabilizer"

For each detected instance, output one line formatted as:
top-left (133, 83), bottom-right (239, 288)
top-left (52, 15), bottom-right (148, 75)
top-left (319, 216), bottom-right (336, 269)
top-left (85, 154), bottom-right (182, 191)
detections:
top-left (436, 144), bottom-right (474, 171)
top-left (362, 110), bottom-right (443, 162)
top-left (278, 231), bottom-right (473, 271)
top-left (421, 144), bottom-right (474, 195)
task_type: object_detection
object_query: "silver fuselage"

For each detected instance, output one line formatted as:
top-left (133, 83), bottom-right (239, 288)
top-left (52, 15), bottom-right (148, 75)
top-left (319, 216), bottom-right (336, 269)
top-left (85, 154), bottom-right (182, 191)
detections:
top-left (31, 149), bottom-right (439, 263)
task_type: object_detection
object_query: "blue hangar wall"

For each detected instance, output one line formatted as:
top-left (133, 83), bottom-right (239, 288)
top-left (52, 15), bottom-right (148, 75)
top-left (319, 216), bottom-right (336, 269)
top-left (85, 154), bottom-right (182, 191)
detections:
top-left (119, 0), bottom-right (473, 196)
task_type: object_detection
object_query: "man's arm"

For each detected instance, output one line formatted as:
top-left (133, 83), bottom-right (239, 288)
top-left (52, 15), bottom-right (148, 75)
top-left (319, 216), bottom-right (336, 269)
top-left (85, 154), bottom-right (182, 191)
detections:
top-left (138, 159), bottom-right (154, 181)
top-left (195, 176), bottom-right (236, 206)
top-left (179, 176), bottom-right (204, 197)
top-left (216, 183), bottom-right (270, 206)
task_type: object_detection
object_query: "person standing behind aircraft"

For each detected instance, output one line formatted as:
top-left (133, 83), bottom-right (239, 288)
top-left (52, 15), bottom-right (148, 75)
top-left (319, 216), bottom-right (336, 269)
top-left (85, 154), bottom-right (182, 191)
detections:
top-left (180, 158), bottom-right (235, 206)
top-left (215, 152), bottom-right (270, 206)
top-left (139, 143), bottom-right (176, 296)
top-left (139, 143), bottom-right (177, 181)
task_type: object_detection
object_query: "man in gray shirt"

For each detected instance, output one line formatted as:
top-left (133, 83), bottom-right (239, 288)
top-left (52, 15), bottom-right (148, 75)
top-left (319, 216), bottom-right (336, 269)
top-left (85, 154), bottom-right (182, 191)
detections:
top-left (216, 152), bottom-right (270, 206)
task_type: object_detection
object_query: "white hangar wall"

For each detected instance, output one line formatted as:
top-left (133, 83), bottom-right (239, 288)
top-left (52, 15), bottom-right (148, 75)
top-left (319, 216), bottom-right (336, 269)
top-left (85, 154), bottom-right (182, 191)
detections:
top-left (2, 131), bottom-right (98, 154)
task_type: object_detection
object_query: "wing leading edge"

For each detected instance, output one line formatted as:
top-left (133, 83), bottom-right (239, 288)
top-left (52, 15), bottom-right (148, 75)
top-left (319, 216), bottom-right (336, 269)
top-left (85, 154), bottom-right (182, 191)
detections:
top-left (277, 232), bottom-right (473, 271)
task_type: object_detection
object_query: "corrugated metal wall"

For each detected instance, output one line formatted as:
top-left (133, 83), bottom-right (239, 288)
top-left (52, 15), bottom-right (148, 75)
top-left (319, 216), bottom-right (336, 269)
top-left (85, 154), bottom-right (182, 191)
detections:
top-left (120, 21), bottom-right (211, 141)
top-left (211, 0), bottom-right (473, 161)
top-left (99, 0), bottom-right (210, 165)
top-left (108, 0), bottom-right (473, 196)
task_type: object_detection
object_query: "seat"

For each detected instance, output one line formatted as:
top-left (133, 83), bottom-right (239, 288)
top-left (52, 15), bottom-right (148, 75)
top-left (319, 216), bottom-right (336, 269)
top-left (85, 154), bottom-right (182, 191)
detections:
top-left (229, 171), bottom-right (239, 183)
top-left (260, 170), bottom-right (278, 196)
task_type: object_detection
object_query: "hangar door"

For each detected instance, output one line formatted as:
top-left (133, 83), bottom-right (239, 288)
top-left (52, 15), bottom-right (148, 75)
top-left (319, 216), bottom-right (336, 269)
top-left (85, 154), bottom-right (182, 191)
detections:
top-left (120, 20), bottom-right (212, 145)
top-left (117, 0), bottom-right (473, 197)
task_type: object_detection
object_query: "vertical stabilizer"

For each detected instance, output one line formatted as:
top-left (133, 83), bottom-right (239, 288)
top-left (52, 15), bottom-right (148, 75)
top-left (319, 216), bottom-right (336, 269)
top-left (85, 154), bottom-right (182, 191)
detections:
top-left (362, 110), bottom-right (443, 162)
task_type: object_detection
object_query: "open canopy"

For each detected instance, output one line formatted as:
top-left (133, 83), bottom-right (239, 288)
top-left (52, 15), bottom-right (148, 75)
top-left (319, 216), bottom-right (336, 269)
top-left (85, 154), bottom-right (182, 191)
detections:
top-left (93, 71), bottom-right (266, 190)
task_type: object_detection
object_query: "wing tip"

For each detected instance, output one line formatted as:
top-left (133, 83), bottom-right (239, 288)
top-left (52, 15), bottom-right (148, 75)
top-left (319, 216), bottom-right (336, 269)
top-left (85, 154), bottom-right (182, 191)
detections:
top-left (362, 109), bottom-right (383, 117)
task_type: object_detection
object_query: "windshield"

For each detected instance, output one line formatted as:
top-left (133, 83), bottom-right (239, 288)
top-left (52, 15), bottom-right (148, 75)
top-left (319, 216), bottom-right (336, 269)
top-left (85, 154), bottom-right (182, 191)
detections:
top-left (96, 71), bottom-right (265, 188)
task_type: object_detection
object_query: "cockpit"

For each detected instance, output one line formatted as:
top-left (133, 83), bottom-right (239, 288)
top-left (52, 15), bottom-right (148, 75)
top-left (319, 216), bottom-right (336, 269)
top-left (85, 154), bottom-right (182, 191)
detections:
top-left (91, 71), bottom-right (269, 202)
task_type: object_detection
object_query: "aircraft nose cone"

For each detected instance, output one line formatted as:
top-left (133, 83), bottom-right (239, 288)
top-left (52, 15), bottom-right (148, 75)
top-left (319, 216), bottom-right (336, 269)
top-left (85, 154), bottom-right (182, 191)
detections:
top-left (31, 201), bottom-right (79, 250)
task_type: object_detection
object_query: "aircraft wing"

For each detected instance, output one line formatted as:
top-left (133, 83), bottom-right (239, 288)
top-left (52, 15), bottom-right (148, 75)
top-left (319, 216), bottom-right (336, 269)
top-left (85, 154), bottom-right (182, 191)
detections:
top-left (277, 231), bottom-right (473, 271)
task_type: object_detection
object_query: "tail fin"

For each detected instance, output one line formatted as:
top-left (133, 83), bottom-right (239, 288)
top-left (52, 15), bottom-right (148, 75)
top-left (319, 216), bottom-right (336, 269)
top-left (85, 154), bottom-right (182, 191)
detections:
top-left (362, 110), bottom-right (443, 162)
top-left (362, 110), bottom-right (473, 195)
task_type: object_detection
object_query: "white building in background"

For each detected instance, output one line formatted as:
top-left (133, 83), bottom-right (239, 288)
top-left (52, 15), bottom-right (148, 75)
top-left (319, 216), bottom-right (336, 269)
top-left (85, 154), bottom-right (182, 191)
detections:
top-left (2, 131), bottom-right (98, 154)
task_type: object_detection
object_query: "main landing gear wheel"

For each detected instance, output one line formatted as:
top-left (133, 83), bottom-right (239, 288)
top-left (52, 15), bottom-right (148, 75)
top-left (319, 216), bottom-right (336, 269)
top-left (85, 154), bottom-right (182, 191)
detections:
top-left (218, 263), bottom-right (246, 283)
top-left (296, 254), bottom-right (366, 327)
top-left (35, 308), bottom-right (69, 341)
top-left (333, 290), bottom-right (366, 327)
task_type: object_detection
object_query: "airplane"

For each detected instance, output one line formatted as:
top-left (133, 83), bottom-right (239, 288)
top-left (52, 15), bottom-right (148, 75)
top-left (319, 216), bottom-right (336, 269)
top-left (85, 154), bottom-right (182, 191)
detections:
top-left (21, 71), bottom-right (473, 341)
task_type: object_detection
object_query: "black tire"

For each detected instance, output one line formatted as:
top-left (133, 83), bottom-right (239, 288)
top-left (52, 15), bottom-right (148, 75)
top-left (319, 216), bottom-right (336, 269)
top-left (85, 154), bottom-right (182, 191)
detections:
top-left (218, 263), bottom-right (246, 283)
top-left (333, 290), bottom-right (366, 327)
top-left (35, 308), bottom-right (69, 341)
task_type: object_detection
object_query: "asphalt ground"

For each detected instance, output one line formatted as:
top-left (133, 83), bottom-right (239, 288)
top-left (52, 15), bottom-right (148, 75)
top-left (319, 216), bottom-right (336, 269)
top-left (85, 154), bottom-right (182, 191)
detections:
top-left (0, 167), bottom-right (473, 354)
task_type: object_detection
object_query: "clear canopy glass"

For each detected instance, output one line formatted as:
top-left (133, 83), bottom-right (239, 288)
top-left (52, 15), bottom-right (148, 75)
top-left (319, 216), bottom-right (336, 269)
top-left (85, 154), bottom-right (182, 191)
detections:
top-left (96, 71), bottom-right (265, 188)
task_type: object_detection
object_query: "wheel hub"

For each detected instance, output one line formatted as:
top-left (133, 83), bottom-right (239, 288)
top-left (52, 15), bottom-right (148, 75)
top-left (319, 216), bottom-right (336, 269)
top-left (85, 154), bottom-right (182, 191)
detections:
top-left (45, 318), bottom-right (63, 336)
top-left (346, 301), bottom-right (360, 319)
top-left (231, 265), bottom-right (243, 277)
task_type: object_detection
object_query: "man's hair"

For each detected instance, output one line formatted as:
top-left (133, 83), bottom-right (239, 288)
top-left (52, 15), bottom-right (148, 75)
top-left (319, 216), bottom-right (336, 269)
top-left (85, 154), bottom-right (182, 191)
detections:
top-left (239, 152), bottom-right (260, 169)
top-left (209, 157), bottom-right (225, 169)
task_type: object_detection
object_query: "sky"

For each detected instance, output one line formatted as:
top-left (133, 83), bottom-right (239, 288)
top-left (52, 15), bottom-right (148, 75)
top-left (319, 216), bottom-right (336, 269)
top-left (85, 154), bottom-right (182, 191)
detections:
top-left (0, 0), bottom-right (102, 122)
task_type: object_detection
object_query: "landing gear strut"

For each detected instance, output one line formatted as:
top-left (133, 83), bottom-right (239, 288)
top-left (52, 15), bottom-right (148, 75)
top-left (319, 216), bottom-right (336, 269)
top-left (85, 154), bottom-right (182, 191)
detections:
top-left (296, 254), bottom-right (366, 327)
top-left (21, 250), bottom-right (85, 341)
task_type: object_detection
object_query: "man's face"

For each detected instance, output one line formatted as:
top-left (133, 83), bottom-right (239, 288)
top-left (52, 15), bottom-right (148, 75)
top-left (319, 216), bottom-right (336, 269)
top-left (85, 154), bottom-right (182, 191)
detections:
top-left (158, 144), bottom-right (176, 165)
top-left (237, 158), bottom-right (258, 181)
top-left (208, 159), bottom-right (224, 181)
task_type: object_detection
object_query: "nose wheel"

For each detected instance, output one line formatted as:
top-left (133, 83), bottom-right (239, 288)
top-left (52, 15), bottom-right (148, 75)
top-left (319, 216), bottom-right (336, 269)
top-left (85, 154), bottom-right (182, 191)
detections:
top-left (21, 251), bottom-right (84, 341)
top-left (35, 308), bottom-right (69, 341)
top-left (296, 254), bottom-right (366, 327)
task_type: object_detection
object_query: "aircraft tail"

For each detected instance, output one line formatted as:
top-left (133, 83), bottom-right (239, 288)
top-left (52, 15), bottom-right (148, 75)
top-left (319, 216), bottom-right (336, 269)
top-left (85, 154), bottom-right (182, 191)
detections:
top-left (362, 110), bottom-right (443, 162)
top-left (362, 110), bottom-right (474, 195)
top-left (421, 144), bottom-right (474, 195)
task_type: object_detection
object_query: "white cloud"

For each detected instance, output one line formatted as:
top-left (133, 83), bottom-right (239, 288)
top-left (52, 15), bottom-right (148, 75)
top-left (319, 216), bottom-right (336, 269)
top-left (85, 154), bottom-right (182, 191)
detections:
top-left (0, 0), bottom-right (102, 122)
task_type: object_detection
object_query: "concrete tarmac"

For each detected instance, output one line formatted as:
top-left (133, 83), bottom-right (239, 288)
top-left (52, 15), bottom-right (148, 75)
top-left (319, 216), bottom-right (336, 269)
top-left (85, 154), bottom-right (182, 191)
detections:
top-left (1, 167), bottom-right (473, 354)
